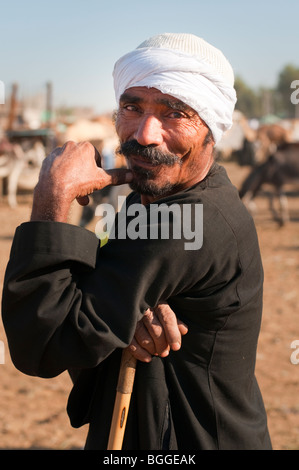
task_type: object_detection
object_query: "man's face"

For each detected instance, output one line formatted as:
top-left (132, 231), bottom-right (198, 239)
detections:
top-left (115, 87), bottom-right (213, 201)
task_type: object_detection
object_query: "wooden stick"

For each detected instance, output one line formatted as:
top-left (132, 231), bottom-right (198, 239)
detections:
top-left (107, 348), bottom-right (137, 450)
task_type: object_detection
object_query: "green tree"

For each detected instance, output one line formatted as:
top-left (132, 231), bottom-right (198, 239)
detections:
top-left (234, 76), bottom-right (262, 118)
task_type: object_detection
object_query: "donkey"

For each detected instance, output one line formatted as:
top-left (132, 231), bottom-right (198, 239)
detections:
top-left (239, 143), bottom-right (299, 225)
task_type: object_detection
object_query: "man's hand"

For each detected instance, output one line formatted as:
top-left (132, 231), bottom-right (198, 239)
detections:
top-left (127, 302), bottom-right (188, 362)
top-left (30, 141), bottom-right (132, 222)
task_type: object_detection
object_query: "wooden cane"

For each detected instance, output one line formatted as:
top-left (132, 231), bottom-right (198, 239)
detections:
top-left (107, 348), bottom-right (137, 450)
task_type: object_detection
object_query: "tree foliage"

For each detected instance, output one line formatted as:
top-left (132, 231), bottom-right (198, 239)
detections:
top-left (234, 77), bottom-right (261, 118)
top-left (234, 64), bottom-right (299, 119)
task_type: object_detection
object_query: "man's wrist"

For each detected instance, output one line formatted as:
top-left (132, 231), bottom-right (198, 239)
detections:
top-left (30, 184), bottom-right (71, 222)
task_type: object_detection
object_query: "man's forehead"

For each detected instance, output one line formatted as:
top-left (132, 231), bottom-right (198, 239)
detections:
top-left (119, 87), bottom-right (196, 114)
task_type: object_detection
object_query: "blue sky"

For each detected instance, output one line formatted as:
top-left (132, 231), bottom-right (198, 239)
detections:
top-left (1, 0), bottom-right (299, 113)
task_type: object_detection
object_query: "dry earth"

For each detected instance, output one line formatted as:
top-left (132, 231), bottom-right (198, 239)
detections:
top-left (0, 161), bottom-right (298, 450)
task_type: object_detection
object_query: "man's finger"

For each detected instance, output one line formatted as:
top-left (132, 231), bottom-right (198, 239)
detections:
top-left (142, 308), bottom-right (169, 355)
top-left (178, 319), bottom-right (189, 336)
top-left (93, 146), bottom-right (102, 166)
top-left (134, 320), bottom-right (157, 356)
top-left (154, 303), bottom-right (188, 351)
top-left (127, 338), bottom-right (152, 363)
top-left (105, 168), bottom-right (133, 186)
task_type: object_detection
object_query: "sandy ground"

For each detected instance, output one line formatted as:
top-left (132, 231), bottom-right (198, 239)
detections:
top-left (0, 161), bottom-right (298, 450)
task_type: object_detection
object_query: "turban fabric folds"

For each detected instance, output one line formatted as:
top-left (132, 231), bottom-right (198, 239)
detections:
top-left (113, 34), bottom-right (237, 144)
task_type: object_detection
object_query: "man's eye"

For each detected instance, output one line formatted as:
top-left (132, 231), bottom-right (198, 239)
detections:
top-left (168, 111), bottom-right (185, 119)
top-left (124, 104), bottom-right (139, 112)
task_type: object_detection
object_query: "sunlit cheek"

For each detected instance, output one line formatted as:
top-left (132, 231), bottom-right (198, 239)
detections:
top-left (167, 126), bottom-right (199, 154)
top-left (115, 115), bottom-right (135, 142)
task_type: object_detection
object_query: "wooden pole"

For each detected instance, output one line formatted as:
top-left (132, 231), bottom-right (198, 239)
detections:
top-left (46, 81), bottom-right (53, 127)
top-left (107, 349), bottom-right (137, 450)
top-left (6, 83), bottom-right (18, 131)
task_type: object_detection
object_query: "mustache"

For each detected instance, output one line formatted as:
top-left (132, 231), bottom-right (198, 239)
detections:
top-left (118, 140), bottom-right (182, 167)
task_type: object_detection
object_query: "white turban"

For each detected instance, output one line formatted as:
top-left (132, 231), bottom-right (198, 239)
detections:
top-left (113, 33), bottom-right (237, 144)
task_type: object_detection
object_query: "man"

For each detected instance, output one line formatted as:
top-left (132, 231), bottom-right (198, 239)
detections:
top-left (1, 33), bottom-right (271, 449)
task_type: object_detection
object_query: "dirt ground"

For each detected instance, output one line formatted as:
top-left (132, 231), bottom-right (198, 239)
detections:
top-left (0, 161), bottom-right (298, 450)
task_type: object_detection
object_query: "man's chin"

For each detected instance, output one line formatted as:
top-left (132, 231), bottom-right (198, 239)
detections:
top-left (129, 178), bottom-right (175, 198)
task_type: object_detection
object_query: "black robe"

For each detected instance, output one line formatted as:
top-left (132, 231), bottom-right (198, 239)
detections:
top-left (1, 164), bottom-right (272, 450)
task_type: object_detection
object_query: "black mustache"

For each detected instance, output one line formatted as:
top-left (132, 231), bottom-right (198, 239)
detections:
top-left (118, 140), bottom-right (181, 167)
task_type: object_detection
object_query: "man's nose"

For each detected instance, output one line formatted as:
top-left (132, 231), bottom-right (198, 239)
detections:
top-left (134, 115), bottom-right (163, 147)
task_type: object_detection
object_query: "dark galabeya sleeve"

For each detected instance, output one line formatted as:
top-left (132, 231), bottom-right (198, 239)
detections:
top-left (1, 216), bottom-right (198, 378)
top-left (2, 221), bottom-right (103, 377)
